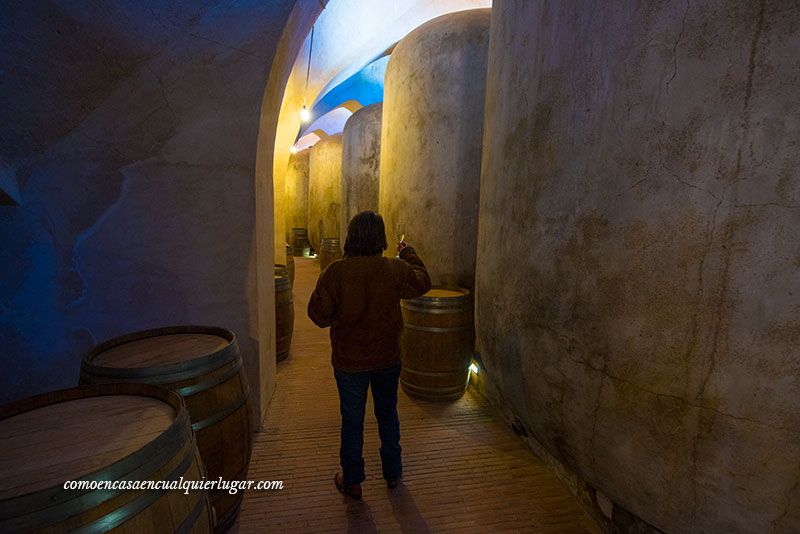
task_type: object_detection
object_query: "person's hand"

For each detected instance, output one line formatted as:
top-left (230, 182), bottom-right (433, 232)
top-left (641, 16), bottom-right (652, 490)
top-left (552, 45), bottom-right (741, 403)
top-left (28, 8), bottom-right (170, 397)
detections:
top-left (397, 240), bottom-right (409, 253)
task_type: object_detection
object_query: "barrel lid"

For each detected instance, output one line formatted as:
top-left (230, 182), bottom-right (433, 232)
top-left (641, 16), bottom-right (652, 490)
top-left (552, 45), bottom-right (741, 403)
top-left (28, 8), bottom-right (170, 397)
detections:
top-left (83, 326), bottom-right (237, 376)
top-left (91, 333), bottom-right (228, 368)
top-left (0, 392), bottom-right (176, 499)
top-left (402, 286), bottom-right (472, 309)
top-left (424, 289), bottom-right (465, 298)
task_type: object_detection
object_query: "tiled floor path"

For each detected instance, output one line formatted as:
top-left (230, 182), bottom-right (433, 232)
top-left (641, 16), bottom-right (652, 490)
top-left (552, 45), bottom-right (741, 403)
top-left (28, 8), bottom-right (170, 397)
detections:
top-left (233, 257), bottom-right (599, 533)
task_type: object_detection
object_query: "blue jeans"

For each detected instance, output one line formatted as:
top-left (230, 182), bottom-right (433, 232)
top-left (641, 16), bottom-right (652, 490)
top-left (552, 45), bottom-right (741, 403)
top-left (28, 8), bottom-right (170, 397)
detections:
top-left (334, 362), bottom-right (402, 486)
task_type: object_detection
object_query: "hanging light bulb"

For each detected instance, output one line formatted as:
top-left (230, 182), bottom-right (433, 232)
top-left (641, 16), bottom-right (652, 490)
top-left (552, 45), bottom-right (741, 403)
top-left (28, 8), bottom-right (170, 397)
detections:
top-left (300, 105), bottom-right (311, 123)
top-left (300, 26), bottom-right (315, 125)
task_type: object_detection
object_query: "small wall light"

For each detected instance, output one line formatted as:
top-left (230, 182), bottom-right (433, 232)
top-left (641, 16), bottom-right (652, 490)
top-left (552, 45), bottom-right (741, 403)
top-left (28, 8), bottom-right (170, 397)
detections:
top-left (300, 105), bottom-right (311, 123)
top-left (289, 145), bottom-right (298, 154)
top-left (469, 362), bottom-right (480, 375)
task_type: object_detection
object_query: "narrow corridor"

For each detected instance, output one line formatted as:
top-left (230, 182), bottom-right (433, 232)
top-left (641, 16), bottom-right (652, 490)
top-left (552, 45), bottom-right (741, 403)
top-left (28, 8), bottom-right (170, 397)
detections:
top-left (234, 257), bottom-right (599, 533)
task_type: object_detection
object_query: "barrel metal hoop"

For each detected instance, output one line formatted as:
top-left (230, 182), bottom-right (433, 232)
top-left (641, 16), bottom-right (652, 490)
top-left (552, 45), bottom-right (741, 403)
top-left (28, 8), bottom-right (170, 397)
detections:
top-left (400, 382), bottom-right (468, 401)
top-left (400, 303), bottom-right (473, 315)
top-left (402, 287), bottom-right (472, 308)
top-left (191, 386), bottom-right (250, 433)
top-left (175, 357), bottom-right (243, 397)
top-left (404, 323), bottom-right (472, 334)
top-left (401, 366), bottom-right (470, 377)
top-left (174, 488), bottom-right (210, 534)
top-left (82, 326), bottom-right (239, 380)
top-left (72, 440), bottom-right (199, 534)
top-left (400, 380), bottom-right (469, 398)
top-left (81, 355), bottom-right (235, 386)
top-left (0, 424), bottom-right (194, 531)
top-left (0, 387), bottom-right (191, 520)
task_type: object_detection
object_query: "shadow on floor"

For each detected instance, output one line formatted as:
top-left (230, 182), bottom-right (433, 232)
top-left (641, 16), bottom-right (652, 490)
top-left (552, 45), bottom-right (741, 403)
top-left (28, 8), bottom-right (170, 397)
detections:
top-left (387, 483), bottom-right (430, 534)
top-left (346, 498), bottom-right (377, 534)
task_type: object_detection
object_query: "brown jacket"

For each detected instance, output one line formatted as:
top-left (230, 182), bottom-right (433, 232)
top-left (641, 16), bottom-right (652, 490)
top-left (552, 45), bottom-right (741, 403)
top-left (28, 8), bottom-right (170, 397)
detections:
top-left (307, 247), bottom-right (431, 372)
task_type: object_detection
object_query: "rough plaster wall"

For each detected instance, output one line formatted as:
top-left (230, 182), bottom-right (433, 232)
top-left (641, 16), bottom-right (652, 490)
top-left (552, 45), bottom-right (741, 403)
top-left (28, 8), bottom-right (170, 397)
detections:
top-left (475, 1), bottom-right (800, 532)
top-left (285, 149), bottom-right (311, 242)
top-left (308, 134), bottom-right (343, 252)
top-left (341, 103), bottom-right (382, 240)
top-left (380, 9), bottom-right (491, 290)
top-left (0, 1), bottom-right (295, 421)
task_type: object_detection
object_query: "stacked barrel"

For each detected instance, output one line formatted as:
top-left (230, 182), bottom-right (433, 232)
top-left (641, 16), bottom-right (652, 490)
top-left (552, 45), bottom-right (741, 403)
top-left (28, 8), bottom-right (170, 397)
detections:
top-left (79, 326), bottom-right (251, 532)
top-left (275, 266), bottom-right (294, 362)
top-left (319, 237), bottom-right (342, 271)
top-left (1, 383), bottom-right (215, 533)
top-left (0, 325), bottom-right (257, 533)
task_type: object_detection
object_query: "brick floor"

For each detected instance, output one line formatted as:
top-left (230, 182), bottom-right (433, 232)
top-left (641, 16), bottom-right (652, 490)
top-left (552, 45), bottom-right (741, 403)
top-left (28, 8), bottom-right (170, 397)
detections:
top-left (232, 257), bottom-right (599, 533)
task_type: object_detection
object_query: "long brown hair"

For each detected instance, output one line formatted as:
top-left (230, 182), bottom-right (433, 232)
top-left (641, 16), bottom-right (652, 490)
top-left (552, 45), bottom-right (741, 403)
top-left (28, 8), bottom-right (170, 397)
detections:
top-left (343, 211), bottom-right (388, 257)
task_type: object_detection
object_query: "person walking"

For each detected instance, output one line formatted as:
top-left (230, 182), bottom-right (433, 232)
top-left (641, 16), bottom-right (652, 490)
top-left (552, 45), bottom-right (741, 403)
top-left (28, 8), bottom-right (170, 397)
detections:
top-left (307, 210), bottom-right (431, 499)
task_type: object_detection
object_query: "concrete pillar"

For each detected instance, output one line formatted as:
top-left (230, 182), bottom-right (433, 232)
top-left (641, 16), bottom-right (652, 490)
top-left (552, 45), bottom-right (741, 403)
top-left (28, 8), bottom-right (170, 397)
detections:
top-left (308, 134), bottom-right (343, 253)
top-left (341, 103), bottom-right (382, 240)
top-left (475, 1), bottom-right (800, 533)
top-left (379, 9), bottom-right (490, 290)
top-left (284, 149), bottom-right (310, 243)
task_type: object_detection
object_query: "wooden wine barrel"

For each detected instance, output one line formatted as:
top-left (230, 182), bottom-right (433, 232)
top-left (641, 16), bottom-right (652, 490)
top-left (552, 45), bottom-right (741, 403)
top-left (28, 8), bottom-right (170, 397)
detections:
top-left (275, 272), bottom-right (294, 362)
top-left (0, 383), bottom-right (213, 533)
top-left (80, 326), bottom-right (250, 533)
top-left (319, 237), bottom-right (342, 271)
top-left (291, 228), bottom-right (308, 256)
top-left (275, 264), bottom-right (289, 279)
top-left (286, 244), bottom-right (295, 285)
top-left (400, 288), bottom-right (474, 401)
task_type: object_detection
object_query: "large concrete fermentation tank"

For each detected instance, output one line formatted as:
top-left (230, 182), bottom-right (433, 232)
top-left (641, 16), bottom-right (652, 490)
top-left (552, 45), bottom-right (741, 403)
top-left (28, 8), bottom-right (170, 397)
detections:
top-left (379, 9), bottom-right (491, 290)
top-left (284, 149), bottom-right (310, 245)
top-left (308, 134), bottom-right (343, 254)
top-left (341, 103), bottom-right (382, 240)
top-left (475, 1), bottom-right (800, 533)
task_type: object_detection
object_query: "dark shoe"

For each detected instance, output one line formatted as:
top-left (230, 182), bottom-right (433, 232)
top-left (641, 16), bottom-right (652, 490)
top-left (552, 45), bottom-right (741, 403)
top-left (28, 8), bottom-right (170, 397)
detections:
top-left (335, 472), bottom-right (362, 500)
top-left (386, 475), bottom-right (401, 489)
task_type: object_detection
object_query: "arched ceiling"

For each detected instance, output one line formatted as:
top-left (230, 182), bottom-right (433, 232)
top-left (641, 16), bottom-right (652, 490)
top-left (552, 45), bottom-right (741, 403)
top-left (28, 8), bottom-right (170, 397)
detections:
top-left (300, 0), bottom-right (492, 108)
top-left (275, 0), bottom-right (491, 155)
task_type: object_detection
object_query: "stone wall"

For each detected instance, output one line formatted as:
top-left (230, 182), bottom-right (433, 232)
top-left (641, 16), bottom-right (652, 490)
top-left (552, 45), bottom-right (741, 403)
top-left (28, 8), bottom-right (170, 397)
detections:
top-left (0, 1), bottom-right (298, 424)
top-left (475, 1), bottom-right (800, 532)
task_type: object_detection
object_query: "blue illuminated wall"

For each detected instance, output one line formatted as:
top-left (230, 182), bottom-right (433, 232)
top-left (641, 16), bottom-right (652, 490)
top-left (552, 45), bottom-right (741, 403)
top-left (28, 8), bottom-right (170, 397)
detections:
top-left (315, 55), bottom-right (388, 116)
top-left (298, 55), bottom-right (389, 140)
top-left (0, 0), bottom-right (296, 404)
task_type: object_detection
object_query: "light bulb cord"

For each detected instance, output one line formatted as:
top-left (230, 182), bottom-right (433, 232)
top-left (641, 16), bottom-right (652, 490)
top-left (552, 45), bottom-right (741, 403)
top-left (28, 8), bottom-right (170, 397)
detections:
top-left (304, 25), bottom-right (315, 108)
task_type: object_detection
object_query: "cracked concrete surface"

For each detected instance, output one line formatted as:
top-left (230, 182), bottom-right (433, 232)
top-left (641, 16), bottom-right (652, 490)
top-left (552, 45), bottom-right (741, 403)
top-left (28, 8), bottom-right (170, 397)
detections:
top-left (340, 102), bottom-right (382, 241)
top-left (379, 9), bottom-right (490, 290)
top-left (308, 134), bottom-right (344, 253)
top-left (476, 1), bottom-right (799, 532)
top-left (284, 149), bottom-right (310, 244)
